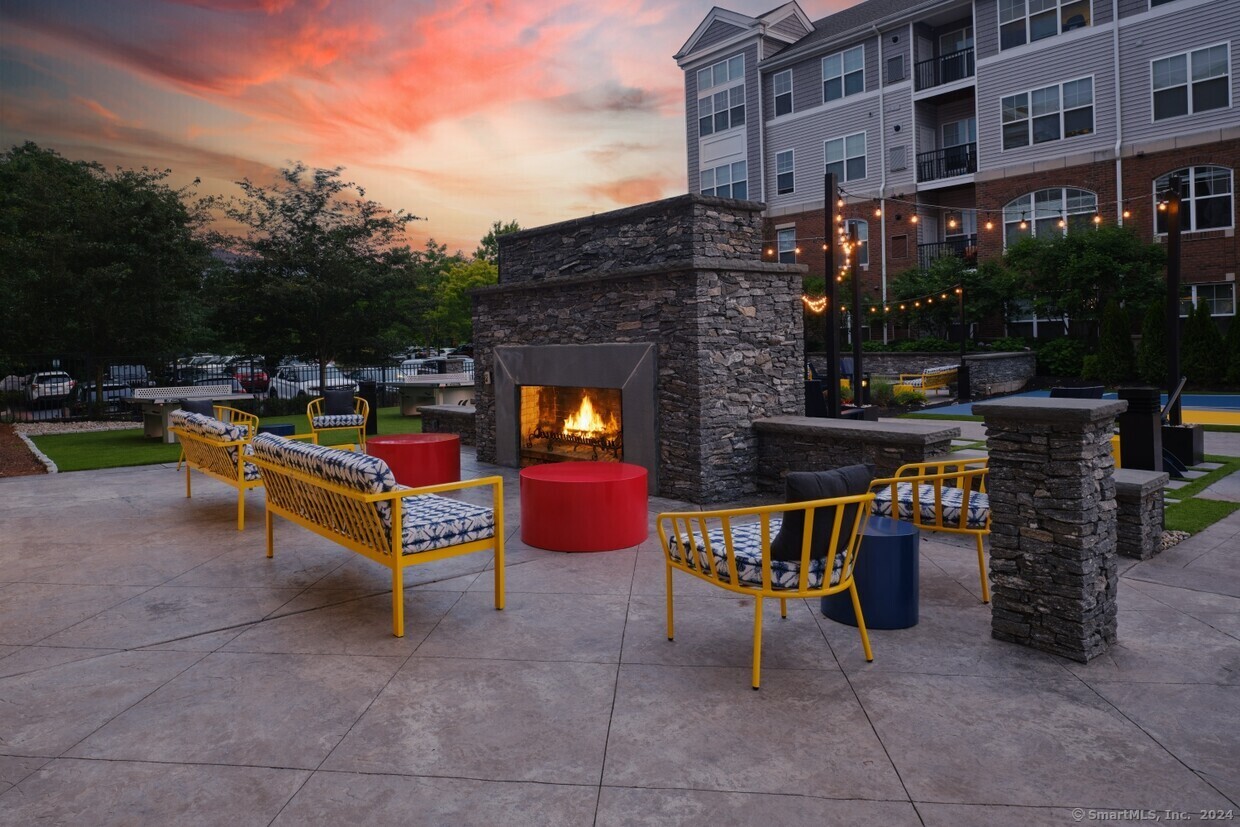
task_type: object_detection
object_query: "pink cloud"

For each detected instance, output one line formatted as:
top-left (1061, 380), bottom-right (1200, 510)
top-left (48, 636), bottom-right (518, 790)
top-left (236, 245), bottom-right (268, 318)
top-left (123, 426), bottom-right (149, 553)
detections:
top-left (586, 173), bottom-right (680, 206)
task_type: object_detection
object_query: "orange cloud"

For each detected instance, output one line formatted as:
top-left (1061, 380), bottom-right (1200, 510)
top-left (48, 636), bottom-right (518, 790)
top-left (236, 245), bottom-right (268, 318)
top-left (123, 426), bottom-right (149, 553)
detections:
top-left (586, 174), bottom-right (680, 206)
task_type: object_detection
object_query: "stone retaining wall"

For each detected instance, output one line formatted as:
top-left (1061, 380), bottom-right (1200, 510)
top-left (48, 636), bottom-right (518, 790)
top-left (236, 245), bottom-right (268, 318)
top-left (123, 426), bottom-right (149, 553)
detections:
top-left (1114, 468), bottom-right (1170, 560)
top-left (752, 416), bottom-right (959, 491)
top-left (419, 404), bottom-right (476, 446)
top-left (807, 350), bottom-right (1034, 396)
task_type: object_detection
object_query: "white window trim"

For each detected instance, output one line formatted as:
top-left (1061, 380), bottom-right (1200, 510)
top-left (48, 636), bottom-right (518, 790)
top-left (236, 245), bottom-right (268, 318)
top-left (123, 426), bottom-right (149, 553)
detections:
top-left (1149, 42), bottom-right (1231, 123)
top-left (1179, 282), bottom-right (1236, 316)
top-left (773, 69), bottom-right (793, 118)
top-left (1153, 165), bottom-right (1235, 235)
top-left (845, 219), bottom-right (869, 267)
top-left (700, 160), bottom-right (749, 200)
top-left (1000, 75), bottom-right (1095, 152)
top-left (998, 0), bottom-right (1092, 52)
top-left (777, 226), bottom-right (798, 263)
top-left (821, 44), bottom-right (865, 104)
top-left (697, 54), bottom-right (746, 139)
top-left (776, 149), bottom-right (795, 195)
top-left (824, 131), bottom-right (867, 183)
top-left (1001, 187), bottom-right (1099, 249)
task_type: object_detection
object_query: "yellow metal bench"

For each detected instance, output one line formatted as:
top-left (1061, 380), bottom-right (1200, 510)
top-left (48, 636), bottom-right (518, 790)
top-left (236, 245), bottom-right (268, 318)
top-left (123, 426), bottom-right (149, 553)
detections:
top-left (897, 365), bottom-right (958, 394)
top-left (249, 433), bottom-right (504, 637)
top-left (169, 406), bottom-right (263, 531)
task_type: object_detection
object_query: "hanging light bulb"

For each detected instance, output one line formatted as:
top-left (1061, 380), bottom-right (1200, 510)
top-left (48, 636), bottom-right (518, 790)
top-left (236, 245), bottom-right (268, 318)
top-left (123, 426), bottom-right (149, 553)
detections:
top-left (766, 247), bottom-right (774, 256)
top-left (914, 300), bottom-right (921, 308)
top-left (941, 293), bottom-right (948, 299)
top-left (870, 306), bottom-right (877, 313)
top-left (795, 247), bottom-right (802, 255)
top-left (1158, 201), bottom-right (1167, 212)
top-left (955, 287), bottom-right (962, 294)
top-left (1019, 218), bottom-right (1028, 230)
top-left (874, 208), bottom-right (882, 218)
top-left (985, 220), bottom-right (994, 231)
top-left (948, 217), bottom-right (958, 229)
top-left (1123, 209), bottom-right (1131, 219)
top-left (822, 243), bottom-right (829, 251)
top-left (884, 305), bottom-right (890, 312)
top-left (910, 215), bottom-right (919, 224)
top-left (1093, 214), bottom-right (1102, 225)
top-left (837, 198), bottom-right (845, 209)
top-left (1057, 218), bottom-right (1066, 228)
top-left (899, 304), bottom-right (906, 310)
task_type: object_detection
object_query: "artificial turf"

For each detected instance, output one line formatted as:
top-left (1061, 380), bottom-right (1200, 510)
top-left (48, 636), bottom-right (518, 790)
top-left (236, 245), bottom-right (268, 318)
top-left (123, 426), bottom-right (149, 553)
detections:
top-left (30, 407), bottom-right (422, 472)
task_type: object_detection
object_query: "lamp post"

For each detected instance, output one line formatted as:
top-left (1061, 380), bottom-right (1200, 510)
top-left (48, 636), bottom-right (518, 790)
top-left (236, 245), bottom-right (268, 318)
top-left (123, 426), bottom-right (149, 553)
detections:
top-left (957, 284), bottom-right (971, 401)
top-left (849, 222), bottom-right (863, 408)
top-left (824, 173), bottom-right (840, 418)
top-left (1163, 175), bottom-right (1182, 426)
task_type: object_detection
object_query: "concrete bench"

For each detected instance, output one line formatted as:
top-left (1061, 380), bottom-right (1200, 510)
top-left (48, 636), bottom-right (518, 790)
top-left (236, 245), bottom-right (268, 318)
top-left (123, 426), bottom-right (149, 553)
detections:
top-left (248, 433), bottom-right (505, 637)
top-left (1114, 468), bottom-right (1170, 560)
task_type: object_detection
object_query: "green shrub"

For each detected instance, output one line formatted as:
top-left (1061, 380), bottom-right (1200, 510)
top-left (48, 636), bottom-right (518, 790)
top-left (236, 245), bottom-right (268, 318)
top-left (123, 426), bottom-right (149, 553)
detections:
top-left (1137, 297), bottom-right (1168, 386)
top-left (893, 386), bottom-right (927, 406)
top-left (870, 378), bottom-right (895, 406)
top-left (1225, 318), bottom-right (1240, 386)
top-left (862, 340), bottom-right (892, 352)
top-left (986, 336), bottom-right (1030, 352)
top-left (893, 337), bottom-right (956, 352)
top-left (1035, 337), bottom-right (1086, 377)
top-left (1080, 354), bottom-right (1101, 380)
top-left (1181, 301), bottom-right (1225, 384)
top-left (1096, 299), bottom-right (1136, 385)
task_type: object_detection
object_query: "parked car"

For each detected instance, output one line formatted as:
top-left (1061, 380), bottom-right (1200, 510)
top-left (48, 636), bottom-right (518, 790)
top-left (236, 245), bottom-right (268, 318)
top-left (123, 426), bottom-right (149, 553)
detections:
top-left (71, 379), bottom-right (129, 412)
top-left (25, 371), bottom-right (75, 404)
top-left (347, 366), bottom-right (401, 386)
top-left (193, 375), bottom-right (246, 394)
top-left (106, 364), bottom-right (154, 388)
top-left (230, 363), bottom-right (269, 393)
top-left (267, 365), bottom-right (358, 399)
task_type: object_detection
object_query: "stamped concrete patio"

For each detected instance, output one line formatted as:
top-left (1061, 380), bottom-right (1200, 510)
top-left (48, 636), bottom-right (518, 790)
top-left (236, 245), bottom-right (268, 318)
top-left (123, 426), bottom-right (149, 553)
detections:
top-left (1, 450), bottom-right (1237, 825)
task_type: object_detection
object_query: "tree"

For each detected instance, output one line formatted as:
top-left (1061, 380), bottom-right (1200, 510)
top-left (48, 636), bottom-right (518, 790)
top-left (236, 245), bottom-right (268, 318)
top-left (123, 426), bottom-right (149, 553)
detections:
top-left (1181, 300), bottom-right (1225, 385)
top-left (1003, 225), bottom-right (1164, 333)
top-left (1096, 299), bottom-right (1136, 385)
top-left (1137, 296), bottom-right (1167, 386)
top-left (426, 259), bottom-right (499, 345)
top-left (0, 142), bottom-right (211, 398)
top-left (474, 220), bottom-right (522, 265)
top-left (887, 256), bottom-right (1020, 341)
top-left (219, 164), bottom-right (420, 387)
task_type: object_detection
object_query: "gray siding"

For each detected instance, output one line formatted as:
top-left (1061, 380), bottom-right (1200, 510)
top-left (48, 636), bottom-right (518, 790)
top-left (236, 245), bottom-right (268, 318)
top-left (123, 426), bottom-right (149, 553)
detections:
top-left (745, 43), bottom-right (763, 198)
top-left (976, 29), bottom-right (1117, 170)
top-left (685, 44), bottom-right (762, 196)
top-left (695, 19), bottom-right (746, 54)
top-left (864, 34), bottom-right (880, 93)
top-left (882, 24), bottom-right (912, 86)
top-left (765, 95), bottom-right (882, 210)
top-left (979, 0), bottom-right (1112, 60)
top-left (686, 68), bottom-right (699, 192)
top-left (884, 85), bottom-right (917, 192)
top-left (771, 14), bottom-right (809, 39)
top-left (768, 34), bottom-right (880, 118)
top-left (1119, 0), bottom-right (1240, 145)
top-left (1118, 0), bottom-right (1148, 18)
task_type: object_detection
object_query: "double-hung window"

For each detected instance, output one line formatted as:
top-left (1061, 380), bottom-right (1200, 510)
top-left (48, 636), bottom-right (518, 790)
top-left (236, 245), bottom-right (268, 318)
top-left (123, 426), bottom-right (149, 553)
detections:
top-left (1179, 283), bottom-right (1236, 317)
top-left (777, 228), bottom-right (797, 263)
top-left (773, 70), bottom-right (793, 117)
top-left (700, 161), bottom-right (748, 200)
top-left (696, 55), bottom-right (745, 137)
top-left (1152, 45), bottom-right (1230, 120)
top-left (825, 133), bottom-right (866, 182)
top-left (1155, 166), bottom-right (1234, 233)
top-left (776, 150), bottom-right (795, 195)
top-left (1002, 77), bottom-right (1093, 149)
top-left (999, 0), bottom-right (1090, 51)
top-left (823, 45), bottom-right (864, 103)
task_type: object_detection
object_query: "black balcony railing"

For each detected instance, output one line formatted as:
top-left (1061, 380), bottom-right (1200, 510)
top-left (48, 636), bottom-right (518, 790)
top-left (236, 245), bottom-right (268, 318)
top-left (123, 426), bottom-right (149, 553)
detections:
top-left (918, 235), bottom-right (977, 270)
top-left (917, 142), bottom-right (977, 182)
top-left (914, 47), bottom-right (975, 92)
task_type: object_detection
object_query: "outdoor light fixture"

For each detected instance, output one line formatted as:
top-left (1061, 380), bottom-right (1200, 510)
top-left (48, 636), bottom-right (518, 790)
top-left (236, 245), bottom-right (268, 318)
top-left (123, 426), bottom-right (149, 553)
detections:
top-left (1159, 201), bottom-right (1167, 211)
top-left (837, 198), bottom-right (845, 208)
top-left (1058, 218), bottom-right (1066, 228)
top-left (874, 208), bottom-right (882, 217)
top-left (1094, 214), bottom-right (1102, 225)
top-left (985, 220), bottom-right (994, 230)
top-left (795, 247), bottom-right (802, 254)
top-left (1123, 209), bottom-right (1132, 219)
top-left (1019, 219), bottom-right (1028, 230)
top-left (911, 215), bottom-right (919, 223)
top-left (948, 218), bottom-right (957, 229)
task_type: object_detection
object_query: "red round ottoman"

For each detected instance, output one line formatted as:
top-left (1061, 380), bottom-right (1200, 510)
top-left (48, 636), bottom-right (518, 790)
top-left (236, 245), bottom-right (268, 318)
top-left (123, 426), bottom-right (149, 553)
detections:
top-left (520, 462), bottom-right (649, 552)
top-left (367, 433), bottom-right (460, 488)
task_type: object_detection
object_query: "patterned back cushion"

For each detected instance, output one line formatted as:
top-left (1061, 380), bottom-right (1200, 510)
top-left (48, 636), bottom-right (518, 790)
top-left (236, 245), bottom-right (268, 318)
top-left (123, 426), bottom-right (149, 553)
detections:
top-left (251, 433), bottom-right (397, 494)
top-left (171, 410), bottom-right (246, 443)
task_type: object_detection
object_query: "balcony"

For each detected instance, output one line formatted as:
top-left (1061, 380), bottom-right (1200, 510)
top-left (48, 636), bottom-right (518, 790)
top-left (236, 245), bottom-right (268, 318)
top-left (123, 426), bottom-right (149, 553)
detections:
top-left (917, 143), bottom-right (977, 183)
top-left (915, 47), bottom-right (975, 92)
top-left (918, 234), bottom-right (977, 270)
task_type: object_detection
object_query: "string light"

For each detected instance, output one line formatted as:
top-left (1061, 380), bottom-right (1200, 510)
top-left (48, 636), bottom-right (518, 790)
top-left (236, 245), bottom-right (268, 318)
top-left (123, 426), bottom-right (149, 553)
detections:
top-left (874, 208), bottom-right (882, 218)
top-left (1019, 218), bottom-right (1028, 230)
top-left (1123, 209), bottom-right (1131, 219)
top-left (948, 217), bottom-right (958, 229)
top-left (1158, 201), bottom-right (1167, 212)
top-left (985, 220), bottom-right (994, 230)
top-left (837, 198), bottom-right (845, 208)
top-left (801, 295), bottom-right (828, 313)
top-left (1093, 214), bottom-right (1102, 225)
top-left (910, 214), bottom-right (919, 223)
top-left (1058, 218), bottom-right (1066, 228)
top-left (795, 247), bottom-right (802, 254)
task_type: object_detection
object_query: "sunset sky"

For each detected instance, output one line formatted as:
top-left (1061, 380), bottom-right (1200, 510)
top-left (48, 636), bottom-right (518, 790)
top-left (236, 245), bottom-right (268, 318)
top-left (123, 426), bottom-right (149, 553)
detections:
top-left (1, 0), bottom-right (846, 253)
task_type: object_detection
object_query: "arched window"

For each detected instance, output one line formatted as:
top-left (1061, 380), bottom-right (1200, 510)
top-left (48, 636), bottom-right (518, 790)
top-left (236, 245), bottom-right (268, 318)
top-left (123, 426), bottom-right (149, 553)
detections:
top-left (1003, 187), bottom-right (1097, 247)
top-left (1154, 166), bottom-right (1234, 233)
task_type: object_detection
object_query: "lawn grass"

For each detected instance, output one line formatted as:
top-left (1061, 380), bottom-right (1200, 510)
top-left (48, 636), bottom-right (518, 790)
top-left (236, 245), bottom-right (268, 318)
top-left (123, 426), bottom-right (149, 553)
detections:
top-left (31, 407), bottom-right (422, 472)
top-left (1165, 498), bottom-right (1240, 534)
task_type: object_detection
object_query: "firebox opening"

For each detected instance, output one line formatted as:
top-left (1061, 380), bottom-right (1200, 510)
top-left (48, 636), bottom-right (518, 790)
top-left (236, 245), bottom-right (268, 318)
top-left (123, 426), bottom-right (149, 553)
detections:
top-left (519, 385), bottom-right (623, 464)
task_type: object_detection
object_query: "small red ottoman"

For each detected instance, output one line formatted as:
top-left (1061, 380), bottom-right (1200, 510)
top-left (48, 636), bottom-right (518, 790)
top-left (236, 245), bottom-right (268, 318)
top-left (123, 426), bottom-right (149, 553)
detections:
top-left (367, 433), bottom-right (460, 488)
top-left (520, 462), bottom-right (649, 552)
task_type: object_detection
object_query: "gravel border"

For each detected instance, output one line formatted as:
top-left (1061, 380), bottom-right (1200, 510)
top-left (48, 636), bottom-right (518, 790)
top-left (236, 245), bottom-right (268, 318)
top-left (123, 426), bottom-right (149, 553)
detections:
top-left (14, 420), bottom-right (142, 436)
top-left (16, 431), bottom-right (58, 473)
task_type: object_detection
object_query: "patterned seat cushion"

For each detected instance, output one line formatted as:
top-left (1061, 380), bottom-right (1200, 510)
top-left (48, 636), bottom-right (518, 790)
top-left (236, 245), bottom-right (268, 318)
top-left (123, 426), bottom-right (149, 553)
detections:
top-left (872, 483), bottom-right (989, 529)
top-left (666, 519), bottom-right (844, 590)
top-left (252, 433), bottom-right (395, 493)
top-left (171, 410), bottom-right (247, 443)
top-left (390, 494), bottom-right (496, 555)
top-left (312, 414), bottom-right (365, 428)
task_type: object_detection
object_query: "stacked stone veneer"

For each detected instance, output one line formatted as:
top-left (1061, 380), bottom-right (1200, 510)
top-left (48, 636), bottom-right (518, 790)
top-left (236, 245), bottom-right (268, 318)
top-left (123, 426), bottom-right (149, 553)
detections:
top-left (498, 194), bottom-right (763, 284)
top-left (473, 195), bottom-right (805, 503)
top-left (974, 398), bottom-right (1127, 663)
top-left (807, 351), bottom-right (1035, 397)
top-left (1114, 468), bottom-right (1170, 560)
top-left (752, 417), bottom-right (959, 491)
top-left (419, 404), bottom-right (476, 446)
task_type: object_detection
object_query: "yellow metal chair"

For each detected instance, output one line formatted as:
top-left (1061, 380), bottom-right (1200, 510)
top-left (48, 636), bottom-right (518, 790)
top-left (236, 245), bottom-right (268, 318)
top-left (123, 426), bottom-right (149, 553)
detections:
top-left (869, 458), bottom-right (991, 603)
top-left (657, 491), bottom-right (876, 690)
top-left (307, 395), bottom-right (369, 449)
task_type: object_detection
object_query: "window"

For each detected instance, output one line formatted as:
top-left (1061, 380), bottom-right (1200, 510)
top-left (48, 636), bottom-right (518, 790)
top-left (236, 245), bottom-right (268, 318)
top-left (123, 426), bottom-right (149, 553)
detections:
top-left (886, 55), bottom-right (905, 84)
top-left (773, 70), bottom-right (792, 117)
top-left (845, 219), bottom-right (869, 266)
top-left (777, 228), bottom-right (797, 263)
top-left (700, 160), bottom-right (748, 199)
top-left (1152, 45), bottom-right (1230, 120)
top-left (1155, 166), bottom-right (1234, 233)
top-left (939, 26), bottom-right (974, 55)
top-left (825, 132), bottom-right (866, 182)
top-left (696, 55), bottom-right (745, 137)
top-left (823, 45), bottom-right (865, 103)
top-left (999, 0), bottom-right (1090, 51)
top-left (1001, 77), bottom-right (1092, 149)
top-left (776, 150), bottom-right (795, 194)
top-left (1179, 283), bottom-right (1236, 317)
top-left (1003, 187), bottom-right (1097, 247)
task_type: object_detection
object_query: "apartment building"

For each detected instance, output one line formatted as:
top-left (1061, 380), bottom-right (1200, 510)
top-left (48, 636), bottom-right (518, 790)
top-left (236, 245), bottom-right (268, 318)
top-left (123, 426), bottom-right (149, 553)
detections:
top-left (675, 0), bottom-right (1239, 334)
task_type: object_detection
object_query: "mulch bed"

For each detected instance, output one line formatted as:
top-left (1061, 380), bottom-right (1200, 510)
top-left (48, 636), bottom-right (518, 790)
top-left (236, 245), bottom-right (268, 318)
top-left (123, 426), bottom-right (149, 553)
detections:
top-left (0, 423), bottom-right (48, 477)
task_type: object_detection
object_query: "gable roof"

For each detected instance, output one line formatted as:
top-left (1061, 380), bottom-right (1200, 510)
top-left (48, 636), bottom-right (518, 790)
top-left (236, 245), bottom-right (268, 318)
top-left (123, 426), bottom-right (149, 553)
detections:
top-left (762, 0), bottom-right (951, 67)
top-left (675, 2), bottom-right (814, 63)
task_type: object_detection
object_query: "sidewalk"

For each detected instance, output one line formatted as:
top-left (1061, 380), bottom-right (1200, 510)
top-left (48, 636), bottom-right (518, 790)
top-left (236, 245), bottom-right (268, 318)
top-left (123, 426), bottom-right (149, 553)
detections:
top-left (1, 456), bottom-right (1237, 824)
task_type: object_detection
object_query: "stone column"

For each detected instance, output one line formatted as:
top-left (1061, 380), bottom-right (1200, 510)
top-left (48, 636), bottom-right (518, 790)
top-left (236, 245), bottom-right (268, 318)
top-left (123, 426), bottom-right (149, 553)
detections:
top-left (973, 398), bottom-right (1127, 663)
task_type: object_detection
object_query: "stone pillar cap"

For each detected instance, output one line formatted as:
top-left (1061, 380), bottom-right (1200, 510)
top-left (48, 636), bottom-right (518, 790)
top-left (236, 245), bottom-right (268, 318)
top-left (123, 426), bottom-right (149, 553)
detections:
top-left (973, 397), bottom-right (1127, 424)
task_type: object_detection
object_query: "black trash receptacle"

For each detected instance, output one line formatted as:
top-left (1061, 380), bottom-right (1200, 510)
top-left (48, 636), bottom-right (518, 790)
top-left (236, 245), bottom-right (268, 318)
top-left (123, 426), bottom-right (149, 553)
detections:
top-left (357, 380), bottom-right (379, 436)
top-left (821, 516), bottom-right (919, 629)
top-left (1116, 386), bottom-right (1162, 472)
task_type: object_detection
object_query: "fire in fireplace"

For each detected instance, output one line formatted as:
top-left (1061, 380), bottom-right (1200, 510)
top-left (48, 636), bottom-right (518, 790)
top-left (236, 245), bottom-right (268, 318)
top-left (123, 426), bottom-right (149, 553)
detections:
top-left (520, 385), bottom-right (623, 463)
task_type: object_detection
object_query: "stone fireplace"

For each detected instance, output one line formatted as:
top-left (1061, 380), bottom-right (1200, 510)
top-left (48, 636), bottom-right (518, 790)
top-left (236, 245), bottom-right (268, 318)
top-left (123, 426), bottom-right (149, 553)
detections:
top-left (471, 194), bottom-right (805, 504)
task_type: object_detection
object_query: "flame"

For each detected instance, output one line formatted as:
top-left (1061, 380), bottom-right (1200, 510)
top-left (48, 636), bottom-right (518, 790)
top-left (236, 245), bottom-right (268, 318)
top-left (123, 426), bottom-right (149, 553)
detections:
top-left (562, 394), bottom-right (618, 437)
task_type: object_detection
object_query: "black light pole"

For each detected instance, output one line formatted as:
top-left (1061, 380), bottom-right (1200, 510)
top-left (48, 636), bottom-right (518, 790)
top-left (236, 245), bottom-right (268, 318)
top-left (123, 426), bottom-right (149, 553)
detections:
top-left (957, 284), bottom-right (971, 401)
top-left (849, 222), bottom-right (863, 407)
top-left (825, 173), bottom-right (840, 417)
top-left (1164, 175), bottom-right (1183, 426)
